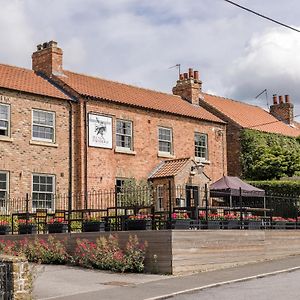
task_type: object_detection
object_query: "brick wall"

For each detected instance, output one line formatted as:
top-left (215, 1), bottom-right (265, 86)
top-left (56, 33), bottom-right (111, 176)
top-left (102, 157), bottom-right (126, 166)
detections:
top-left (199, 98), bottom-right (241, 177)
top-left (0, 90), bottom-right (70, 199)
top-left (84, 99), bottom-right (227, 192)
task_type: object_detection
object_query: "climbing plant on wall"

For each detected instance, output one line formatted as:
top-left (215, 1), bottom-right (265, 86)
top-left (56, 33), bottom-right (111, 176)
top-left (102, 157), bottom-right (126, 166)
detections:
top-left (240, 129), bottom-right (300, 180)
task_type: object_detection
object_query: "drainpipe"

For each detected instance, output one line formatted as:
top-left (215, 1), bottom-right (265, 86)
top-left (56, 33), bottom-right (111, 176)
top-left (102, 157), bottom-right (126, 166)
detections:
top-left (67, 101), bottom-right (73, 231)
top-left (84, 98), bottom-right (88, 209)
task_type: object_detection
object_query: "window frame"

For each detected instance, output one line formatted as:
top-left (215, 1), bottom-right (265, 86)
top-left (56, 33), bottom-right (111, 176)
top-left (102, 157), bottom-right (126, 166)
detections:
top-left (116, 119), bottom-right (133, 150)
top-left (0, 103), bottom-right (10, 137)
top-left (156, 185), bottom-right (164, 211)
top-left (32, 109), bottom-right (55, 143)
top-left (194, 132), bottom-right (208, 161)
top-left (32, 173), bottom-right (55, 211)
top-left (158, 126), bottom-right (173, 154)
top-left (0, 171), bottom-right (9, 209)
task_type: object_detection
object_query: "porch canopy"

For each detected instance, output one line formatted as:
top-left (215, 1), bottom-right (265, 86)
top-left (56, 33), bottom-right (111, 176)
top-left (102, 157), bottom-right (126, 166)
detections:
top-left (210, 176), bottom-right (265, 197)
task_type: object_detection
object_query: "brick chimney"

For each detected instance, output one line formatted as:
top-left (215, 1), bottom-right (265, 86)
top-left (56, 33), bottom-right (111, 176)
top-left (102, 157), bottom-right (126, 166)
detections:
top-left (270, 94), bottom-right (294, 124)
top-left (172, 68), bottom-right (202, 105)
top-left (32, 41), bottom-right (63, 76)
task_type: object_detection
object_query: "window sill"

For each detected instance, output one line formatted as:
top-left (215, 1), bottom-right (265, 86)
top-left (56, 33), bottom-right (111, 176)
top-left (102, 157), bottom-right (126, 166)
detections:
top-left (158, 151), bottom-right (175, 159)
top-left (29, 140), bottom-right (58, 148)
top-left (195, 157), bottom-right (210, 164)
top-left (0, 136), bottom-right (13, 143)
top-left (115, 147), bottom-right (136, 155)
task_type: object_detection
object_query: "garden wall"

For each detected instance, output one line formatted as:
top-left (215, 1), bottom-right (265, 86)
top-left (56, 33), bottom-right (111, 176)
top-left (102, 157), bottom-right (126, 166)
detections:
top-left (2, 230), bottom-right (300, 275)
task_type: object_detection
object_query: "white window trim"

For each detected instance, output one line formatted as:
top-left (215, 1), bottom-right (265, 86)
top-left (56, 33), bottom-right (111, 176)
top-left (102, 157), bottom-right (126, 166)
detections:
top-left (32, 109), bottom-right (55, 143)
top-left (116, 119), bottom-right (133, 151)
top-left (158, 126), bottom-right (173, 155)
top-left (32, 173), bottom-right (55, 211)
top-left (0, 171), bottom-right (9, 209)
top-left (0, 103), bottom-right (10, 137)
top-left (194, 132), bottom-right (208, 161)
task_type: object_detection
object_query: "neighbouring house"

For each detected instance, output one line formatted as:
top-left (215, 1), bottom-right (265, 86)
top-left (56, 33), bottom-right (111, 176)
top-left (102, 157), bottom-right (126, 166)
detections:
top-left (0, 41), bottom-right (227, 210)
top-left (0, 63), bottom-right (72, 211)
top-left (198, 92), bottom-right (300, 177)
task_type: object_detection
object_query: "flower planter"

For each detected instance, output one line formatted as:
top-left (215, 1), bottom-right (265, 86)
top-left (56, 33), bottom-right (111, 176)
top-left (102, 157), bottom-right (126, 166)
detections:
top-left (207, 220), bottom-right (221, 229)
top-left (272, 221), bottom-right (286, 230)
top-left (244, 220), bottom-right (262, 230)
top-left (126, 219), bottom-right (152, 231)
top-left (48, 223), bottom-right (68, 233)
top-left (18, 224), bottom-right (37, 235)
top-left (227, 220), bottom-right (241, 229)
top-left (0, 225), bottom-right (11, 235)
top-left (82, 221), bottom-right (105, 232)
top-left (167, 219), bottom-right (191, 230)
top-left (285, 222), bottom-right (296, 230)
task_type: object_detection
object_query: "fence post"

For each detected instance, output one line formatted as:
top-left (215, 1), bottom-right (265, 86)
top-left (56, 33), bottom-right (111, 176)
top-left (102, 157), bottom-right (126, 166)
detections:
top-left (114, 185), bottom-right (118, 231)
top-left (25, 193), bottom-right (29, 226)
top-left (239, 187), bottom-right (243, 227)
top-left (205, 184), bottom-right (208, 222)
top-left (168, 180), bottom-right (172, 223)
top-left (68, 191), bottom-right (72, 233)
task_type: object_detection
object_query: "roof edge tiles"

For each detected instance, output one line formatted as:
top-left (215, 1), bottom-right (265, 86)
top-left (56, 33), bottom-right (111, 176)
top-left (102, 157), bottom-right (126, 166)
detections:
top-left (201, 92), bottom-right (300, 137)
top-left (149, 157), bottom-right (191, 179)
top-left (57, 70), bottom-right (225, 124)
top-left (0, 63), bottom-right (70, 100)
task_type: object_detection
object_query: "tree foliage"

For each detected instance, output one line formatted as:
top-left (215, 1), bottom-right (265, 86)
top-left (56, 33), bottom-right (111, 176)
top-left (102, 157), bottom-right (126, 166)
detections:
top-left (240, 129), bottom-right (300, 180)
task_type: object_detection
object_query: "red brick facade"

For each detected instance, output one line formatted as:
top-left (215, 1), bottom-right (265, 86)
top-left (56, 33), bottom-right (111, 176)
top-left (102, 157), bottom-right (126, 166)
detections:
top-left (0, 41), bottom-right (227, 210)
top-left (0, 90), bottom-right (70, 199)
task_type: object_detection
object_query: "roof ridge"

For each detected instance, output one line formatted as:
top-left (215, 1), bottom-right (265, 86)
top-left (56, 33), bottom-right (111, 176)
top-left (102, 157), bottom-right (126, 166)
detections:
top-left (63, 69), bottom-right (180, 98)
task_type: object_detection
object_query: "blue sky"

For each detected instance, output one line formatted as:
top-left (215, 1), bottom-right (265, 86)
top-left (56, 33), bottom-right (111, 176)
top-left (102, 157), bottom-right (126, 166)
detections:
top-left (0, 0), bottom-right (300, 117)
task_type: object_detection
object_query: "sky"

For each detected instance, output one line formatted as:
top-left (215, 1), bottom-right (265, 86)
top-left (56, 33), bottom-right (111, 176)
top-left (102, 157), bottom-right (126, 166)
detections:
top-left (0, 0), bottom-right (300, 117)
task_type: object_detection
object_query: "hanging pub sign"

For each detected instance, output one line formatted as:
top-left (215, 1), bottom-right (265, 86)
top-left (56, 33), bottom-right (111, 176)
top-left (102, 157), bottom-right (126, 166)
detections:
top-left (88, 113), bottom-right (112, 148)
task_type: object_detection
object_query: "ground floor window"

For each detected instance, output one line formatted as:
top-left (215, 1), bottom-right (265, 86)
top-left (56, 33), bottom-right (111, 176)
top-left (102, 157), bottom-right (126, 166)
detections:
top-left (32, 174), bottom-right (55, 210)
top-left (0, 171), bottom-right (8, 208)
top-left (156, 185), bottom-right (164, 211)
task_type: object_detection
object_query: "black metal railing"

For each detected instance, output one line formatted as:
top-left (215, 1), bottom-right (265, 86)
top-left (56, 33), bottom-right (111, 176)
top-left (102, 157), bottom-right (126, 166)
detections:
top-left (0, 184), bottom-right (299, 234)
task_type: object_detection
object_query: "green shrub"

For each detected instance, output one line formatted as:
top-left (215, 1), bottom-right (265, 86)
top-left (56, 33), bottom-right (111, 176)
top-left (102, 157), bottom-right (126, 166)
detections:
top-left (241, 129), bottom-right (300, 180)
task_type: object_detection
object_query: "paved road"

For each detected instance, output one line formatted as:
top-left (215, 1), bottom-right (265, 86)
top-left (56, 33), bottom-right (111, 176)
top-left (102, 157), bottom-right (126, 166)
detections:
top-left (169, 269), bottom-right (300, 300)
top-left (33, 255), bottom-right (300, 300)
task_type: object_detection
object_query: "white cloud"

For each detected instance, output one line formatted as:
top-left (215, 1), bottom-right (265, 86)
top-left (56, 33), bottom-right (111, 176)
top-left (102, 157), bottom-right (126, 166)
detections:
top-left (225, 28), bottom-right (300, 115)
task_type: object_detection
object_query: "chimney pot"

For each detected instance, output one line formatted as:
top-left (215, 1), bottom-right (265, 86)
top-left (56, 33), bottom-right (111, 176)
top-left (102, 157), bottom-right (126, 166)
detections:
top-left (179, 73), bottom-right (184, 80)
top-left (183, 73), bottom-right (188, 79)
top-left (272, 94), bottom-right (278, 105)
top-left (37, 44), bottom-right (42, 51)
top-left (279, 95), bottom-right (283, 104)
top-left (188, 68), bottom-right (193, 78)
top-left (285, 95), bottom-right (290, 103)
top-left (194, 71), bottom-right (199, 80)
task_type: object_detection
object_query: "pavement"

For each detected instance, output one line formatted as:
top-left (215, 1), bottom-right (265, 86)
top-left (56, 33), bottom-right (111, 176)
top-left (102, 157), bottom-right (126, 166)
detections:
top-left (33, 255), bottom-right (300, 300)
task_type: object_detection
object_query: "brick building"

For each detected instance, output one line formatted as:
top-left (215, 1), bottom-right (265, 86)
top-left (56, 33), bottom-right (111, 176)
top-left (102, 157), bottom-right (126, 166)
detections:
top-left (199, 93), bottom-right (300, 176)
top-left (0, 63), bottom-right (72, 210)
top-left (0, 41), bottom-right (227, 210)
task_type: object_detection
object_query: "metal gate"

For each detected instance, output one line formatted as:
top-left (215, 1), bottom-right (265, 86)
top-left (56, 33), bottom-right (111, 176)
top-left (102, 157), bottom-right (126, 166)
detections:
top-left (0, 262), bottom-right (13, 300)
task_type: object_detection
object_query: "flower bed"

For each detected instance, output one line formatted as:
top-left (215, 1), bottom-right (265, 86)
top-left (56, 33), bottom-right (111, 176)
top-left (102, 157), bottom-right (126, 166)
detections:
top-left (0, 234), bottom-right (147, 273)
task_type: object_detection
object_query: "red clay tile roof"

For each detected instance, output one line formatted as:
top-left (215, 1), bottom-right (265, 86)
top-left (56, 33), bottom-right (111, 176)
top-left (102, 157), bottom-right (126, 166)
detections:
top-left (0, 64), bottom-right (70, 100)
top-left (58, 70), bottom-right (224, 124)
top-left (202, 93), bottom-right (300, 137)
top-left (149, 158), bottom-right (191, 179)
